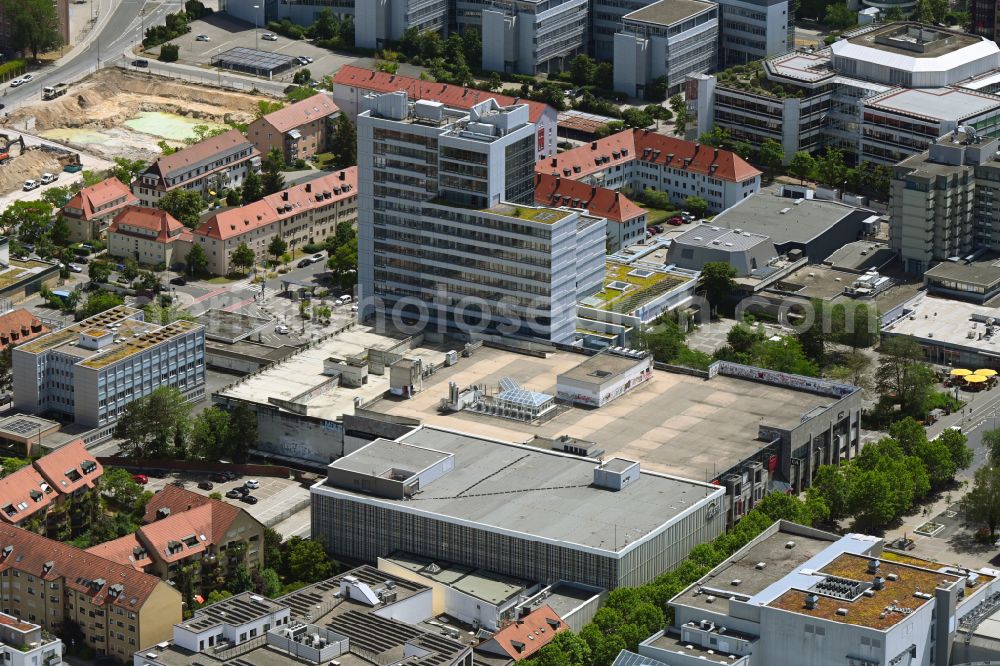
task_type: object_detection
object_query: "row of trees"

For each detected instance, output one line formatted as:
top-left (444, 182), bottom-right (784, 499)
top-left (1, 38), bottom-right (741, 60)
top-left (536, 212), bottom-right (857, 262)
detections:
top-left (114, 385), bottom-right (258, 462)
top-left (808, 419), bottom-right (971, 532)
top-left (0, 0), bottom-right (62, 60)
top-left (533, 493), bottom-right (823, 666)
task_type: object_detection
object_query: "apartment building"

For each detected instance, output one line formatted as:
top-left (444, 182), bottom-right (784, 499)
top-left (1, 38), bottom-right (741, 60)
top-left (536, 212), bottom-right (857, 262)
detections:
top-left (971, 0), bottom-right (1000, 40)
top-left (247, 92), bottom-right (340, 164)
top-left (355, 0), bottom-right (448, 49)
top-left (889, 128), bottom-right (1000, 274)
top-left (533, 172), bottom-right (647, 252)
top-left (357, 91), bottom-right (605, 342)
top-left (194, 167), bottom-right (357, 276)
top-left (613, 0), bottom-right (719, 98)
top-left (0, 440), bottom-right (101, 532)
top-left (86, 486), bottom-right (264, 599)
top-left (689, 23), bottom-right (1000, 164)
top-left (107, 206), bottom-right (193, 268)
top-left (481, 0), bottom-right (589, 75)
top-left (640, 520), bottom-right (1000, 666)
top-left (60, 177), bottom-right (140, 243)
top-left (0, 611), bottom-right (62, 666)
top-left (331, 65), bottom-right (558, 161)
top-left (220, 0), bottom-right (353, 28)
top-left (132, 130), bottom-right (260, 207)
top-left (12, 306), bottom-right (206, 433)
top-left (716, 0), bottom-right (792, 67)
top-left (539, 128), bottom-right (761, 213)
top-left (0, 525), bottom-right (182, 662)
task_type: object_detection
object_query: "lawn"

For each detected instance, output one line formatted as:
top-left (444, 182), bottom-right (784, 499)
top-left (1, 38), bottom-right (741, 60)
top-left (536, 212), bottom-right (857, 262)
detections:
top-left (643, 207), bottom-right (675, 226)
top-left (205, 276), bottom-right (236, 284)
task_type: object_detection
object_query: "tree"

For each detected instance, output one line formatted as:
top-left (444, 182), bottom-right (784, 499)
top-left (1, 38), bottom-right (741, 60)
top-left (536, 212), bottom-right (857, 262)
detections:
top-left (254, 100), bottom-right (284, 120)
top-left (811, 465), bottom-right (850, 520)
top-left (267, 237), bottom-right (288, 267)
top-left (157, 188), bottom-right (205, 228)
top-left (827, 351), bottom-right (873, 391)
top-left (121, 258), bottom-right (139, 285)
top-left (292, 68), bottom-right (312, 86)
top-left (700, 262), bottom-right (737, 313)
top-left (326, 239), bottom-right (358, 290)
top-left (684, 195), bottom-right (708, 219)
top-left (261, 148), bottom-right (286, 196)
top-left (113, 386), bottom-right (191, 459)
top-left (229, 564), bottom-right (254, 594)
top-left (88, 261), bottom-right (112, 284)
top-left (263, 527), bottom-right (284, 571)
top-left (101, 467), bottom-right (144, 510)
top-left (230, 242), bottom-right (256, 275)
top-left (915, 437), bottom-right (957, 488)
top-left (875, 337), bottom-right (936, 418)
top-left (50, 216), bottom-right (71, 246)
top-left (831, 302), bottom-right (878, 349)
top-left (185, 242), bottom-right (208, 276)
top-left (789, 151), bottom-right (816, 184)
top-left (78, 291), bottom-right (124, 318)
top-left (913, 0), bottom-right (935, 23)
top-left (159, 43), bottom-right (180, 63)
top-left (286, 537), bottom-right (335, 583)
top-left (225, 402), bottom-right (257, 464)
top-left (313, 8), bottom-right (337, 40)
top-left (259, 568), bottom-right (282, 597)
top-left (759, 138), bottom-right (784, 178)
top-left (461, 27), bottom-right (482, 69)
top-left (0, 200), bottom-right (54, 240)
top-left (961, 465), bottom-right (1000, 537)
top-left (938, 428), bottom-right (973, 471)
top-left (815, 147), bottom-right (848, 188)
top-left (330, 115), bottom-right (357, 169)
top-left (109, 158), bottom-right (148, 185)
top-left (190, 407), bottom-right (230, 460)
top-left (699, 126), bottom-right (732, 148)
top-left (570, 54), bottom-right (597, 86)
top-left (824, 3), bottom-right (857, 29)
top-left (668, 94), bottom-right (689, 136)
top-left (1, 0), bottom-right (62, 60)
top-left (797, 300), bottom-right (829, 366)
top-left (241, 168), bottom-right (262, 204)
top-left (42, 185), bottom-right (75, 210)
top-left (847, 468), bottom-right (896, 532)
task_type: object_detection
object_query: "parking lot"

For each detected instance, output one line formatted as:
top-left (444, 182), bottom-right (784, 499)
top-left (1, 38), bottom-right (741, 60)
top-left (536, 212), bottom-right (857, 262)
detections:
top-left (140, 471), bottom-right (312, 538)
top-left (168, 14), bottom-right (357, 85)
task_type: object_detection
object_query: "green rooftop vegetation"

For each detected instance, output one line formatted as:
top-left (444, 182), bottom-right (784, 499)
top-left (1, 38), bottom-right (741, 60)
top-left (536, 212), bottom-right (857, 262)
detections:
top-left (715, 61), bottom-right (812, 100)
top-left (486, 204), bottom-right (570, 224)
top-left (80, 320), bottom-right (198, 369)
top-left (585, 262), bottom-right (691, 313)
top-left (18, 306), bottom-right (139, 354)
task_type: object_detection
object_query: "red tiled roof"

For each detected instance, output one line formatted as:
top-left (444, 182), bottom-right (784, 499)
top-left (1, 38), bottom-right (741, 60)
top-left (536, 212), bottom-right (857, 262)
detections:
top-left (0, 309), bottom-right (48, 350)
top-left (333, 65), bottom-right (550, 123)
top-left (136, 504), bottom-right (214, 564)
top-left (538, 129), bottom-right (761, 183)
top-left (85, 533), bottom-right (151, 572)
top-left (108, 205), bottom-right (191, 244)
top-left (33, 440), bottom-right (102, 496)
top-left (482, 605), bottom-right (566, 661)
top-left (147, 129), bottom-right (255, 181)
top-left (195, 167), bottom-right (357, 241)
top-left (260, 93), bottom-right (339, 133)
top-left (62, 177), bottom-right (138, 220)
top-left (0, 466), bottom-right (53, 524)
top-left (0, 525), bottom-right (167, 609)
top-left (142, 485), bottom-right (242, 544)
top-left (533, 173), bottom-right (645, 224)
top-left (0, 614), bottom-right (35, 631)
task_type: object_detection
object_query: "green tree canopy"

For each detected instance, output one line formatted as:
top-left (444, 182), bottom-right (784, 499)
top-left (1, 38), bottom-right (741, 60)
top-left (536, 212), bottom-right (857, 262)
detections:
top-left (230, 242), bottom-right (256, 274)
top-left (113, 386), bottom-right (191, 459)
top-left (185, 242), bottom-right (209, 276)
top-left (1, 0), bottom-right (62, 59)
top-left (961, 465), bottom-right (1000, 536)
top-left (157, 188), bottom-right (205, 228)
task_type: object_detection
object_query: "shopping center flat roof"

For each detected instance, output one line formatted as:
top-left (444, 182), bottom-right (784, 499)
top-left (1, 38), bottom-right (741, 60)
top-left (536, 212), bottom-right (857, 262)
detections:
top-left (623, 0), bottom-right (716, 25)
top-left (318, 426), bottom-right (721, 553)
top-left (867, 87), bottom-right (1000, 122)
top-left (882, 295), bottom-right (1000, 354)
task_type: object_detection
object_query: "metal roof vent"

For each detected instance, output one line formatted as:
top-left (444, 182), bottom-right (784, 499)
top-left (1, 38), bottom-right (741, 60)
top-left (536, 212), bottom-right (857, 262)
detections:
top-left (868, 559), bottom-right (880, 574)
top-left (836, 608), bottom-right (848, 616)
top-left (804, 593), bottom-right (818, 610)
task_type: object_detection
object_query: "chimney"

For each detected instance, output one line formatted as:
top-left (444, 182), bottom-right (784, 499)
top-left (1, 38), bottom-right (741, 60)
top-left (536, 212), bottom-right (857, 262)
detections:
top-left (591, 186), bottom-right (597, 197)
top-left (339, 171), bottom-right (346, 181)
top-left (281, 191), bottom-right (289, 201)
top-left (591, 141), bottom-right (598, 150)
top-left (305, 183), bottom-right (312, 193)
top-left (551, 157), bottom-right (557, 167)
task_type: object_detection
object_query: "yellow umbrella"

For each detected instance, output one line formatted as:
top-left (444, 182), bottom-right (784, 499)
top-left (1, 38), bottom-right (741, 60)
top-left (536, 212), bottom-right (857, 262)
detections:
top-left (950, 368), bottom-right (973, 376)
top-left (975, 369), bottom-right (998, 377)
top-left (965, 374), bottom-right (987, 383)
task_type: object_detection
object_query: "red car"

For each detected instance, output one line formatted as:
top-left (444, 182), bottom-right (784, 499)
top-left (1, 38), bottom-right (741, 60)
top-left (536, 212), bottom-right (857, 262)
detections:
top-left (667, 217), bottom-right (685, 226)
top-left (132, 474), bottom-right (148, 485)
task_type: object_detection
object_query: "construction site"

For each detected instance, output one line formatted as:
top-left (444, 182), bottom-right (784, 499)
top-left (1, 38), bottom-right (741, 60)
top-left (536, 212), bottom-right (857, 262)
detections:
top-left (3, 69), bottom-right (270, 161)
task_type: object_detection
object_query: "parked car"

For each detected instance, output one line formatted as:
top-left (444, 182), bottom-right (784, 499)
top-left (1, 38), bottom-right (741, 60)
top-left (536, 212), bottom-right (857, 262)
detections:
top-left (170, 276), bottom-right (187, 286)
top-left (196, 34), bottom-right (210, 41)
top-left (225, 488), bottom-right (243, 499)
top-left (132, 59), bottom-right (149, 68)
top-left (311, 253), bottom-right (325, 263)
top-left (170, 480), bottom-right (186, 488)
top-left (67, 263), bottom-right (83, 273)
top-left (132, 474), bottom-right (148, 485)
top-left (244, 479), bottom-right (260, 490)
top-left (40, 172), bottom-right (58, 185)
top-left (666, 216), bottom-right (684, 226)
top-left (210, 473), bottom-right (228, 483)
top-left (275, 324), bottom-right (289, 334)
top-left (261, 33), bottom-right (278, 41)
top-left (297, 258), bottom-right (312, 268)
top-left (22, 74), bottom-right (33, 83)
top-left (22, 179), bottom-right (38, 191)
top-left (9, 78), bottom-right (23, 88)
top-left (240, 494), bottom-right (258, 505)
top-left (197, 481), bottom-right (214, 490)
top-left (223, 471), bottom-right (239, 481)
top-left (296, 56), bottom-right (309, 65)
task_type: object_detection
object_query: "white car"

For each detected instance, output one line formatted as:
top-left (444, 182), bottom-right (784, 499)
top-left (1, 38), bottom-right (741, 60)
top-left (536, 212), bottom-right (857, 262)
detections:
top-left (244, 479), bottom-right (260, 489)
top-left (22, 179), bottom-right (38, 191)
top-left (67, 263), bottom-right (83, 273)
top-left (311, 253), bottom-right (324, 262)
top-left (9, 78), bottom-right (23, 88)
top-left (261, 33), bottom-right (278, 41)
top-left (275, 324), bottom-right (289, 334)
top-left (40, 172), bottom-right (57, 185)
top-left (21, 74), bottom-right (32, 83)
top-left (196, 34), bottom-right (210, 41)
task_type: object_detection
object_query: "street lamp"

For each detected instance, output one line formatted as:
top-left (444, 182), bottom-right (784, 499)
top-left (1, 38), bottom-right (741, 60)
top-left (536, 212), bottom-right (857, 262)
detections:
top-left (254, 5), bottom-right (260, 51)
